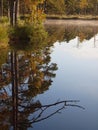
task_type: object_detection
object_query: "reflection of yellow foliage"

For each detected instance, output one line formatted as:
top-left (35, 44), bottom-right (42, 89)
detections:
top-left (31, 61), bottom-right (37, 70)
top-left (29, 53), bottom-right (45, 89)
top-left (34, 78), bottom-right (42, 88)
top-left (78, 32), bottom-right (86, 42)
top-left (33, 72), bottom-right (44, 88)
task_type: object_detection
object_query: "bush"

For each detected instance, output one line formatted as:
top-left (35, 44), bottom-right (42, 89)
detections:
top-left (0, 24), bottom-right (8, 44)
top-left (9, 24), bottom-right (48, 51)
top-left (0, 17), bottom-right (9, 24)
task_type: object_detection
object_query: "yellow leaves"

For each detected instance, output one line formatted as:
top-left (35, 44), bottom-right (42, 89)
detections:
top-left (24, 0), bottom-right (45, 24)
top-left (24, 0), bottom-right (44, 10)
top-left (79, 0), bottom-right (88, 9)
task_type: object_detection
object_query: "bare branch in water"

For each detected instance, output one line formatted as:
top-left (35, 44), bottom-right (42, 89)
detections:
top-left (18, 99), bottom-right (85, 127)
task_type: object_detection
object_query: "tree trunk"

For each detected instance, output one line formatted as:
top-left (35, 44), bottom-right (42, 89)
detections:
top-left (0, 1), bottom-right (1, 16)
top-left (15, 0), bottom-right (19, 25)
top-left (1, 0), bottom-right (3, 17)
top-left (0, 0), bottom-right (3, 17)
top-left (9, 0), bottom-right (14, 26)
top-left (9, 0), bottom-right (19, 26)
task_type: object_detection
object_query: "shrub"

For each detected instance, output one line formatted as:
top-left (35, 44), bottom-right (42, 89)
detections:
top-left (0, 17), bottom-right (9, 24)
top-left (0, 24), bottom-right (8, 44)
top-left (9, 24), bottom-right (48, 51)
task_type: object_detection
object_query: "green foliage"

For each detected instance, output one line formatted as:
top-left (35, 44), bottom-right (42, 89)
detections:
top-left (0, 46), bottom-right (8, 67)
top-left (0, 24), bottom-right (8, 44)
top-left (65, 0), bottom-right (80, 15)
top-left (9, 24), bottom-right (47, 51)
top-left (46, 0), bottom-right (65, 14)
top-left (0, 17), bottom-right (9, 24)
top-left (47, 0), bottom-right (98, 15)
top-left (1, 0), bottom-right (98, 20)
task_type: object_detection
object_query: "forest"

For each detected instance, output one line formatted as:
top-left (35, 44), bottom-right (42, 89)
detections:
top-left (47, 0), bottom-right (98, 15)
top-left (0, 0), bottom-right (98, 18)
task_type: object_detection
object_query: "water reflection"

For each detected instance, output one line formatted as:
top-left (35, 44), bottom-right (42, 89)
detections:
top-left (1, 22), bottom-right (98, 129)
top-left (45, 23), bottom-right (98, 130)
top-left (0, 48), bottom-right (84, 130)
top-left (45, 23), bottom-right (98, 44)
top-left (0, 46), bottom-right (58, 128)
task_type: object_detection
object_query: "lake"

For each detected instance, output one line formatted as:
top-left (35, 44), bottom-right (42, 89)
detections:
top-left (0, 20), bottom-right (98, 130)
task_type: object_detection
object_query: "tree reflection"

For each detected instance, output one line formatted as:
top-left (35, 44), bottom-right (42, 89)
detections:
top-left (45, 24), bottom-right (98, 44)
top-left (0, 48), bottom-right (85, 130)
top-left (18, 100), bottom-right (84, 129)
top-left (0, 44), bottom-right (58, 129)
top-left (0, 45), bottom-right (85, 130)
top-left (0, 24), bottom-right (92, 129)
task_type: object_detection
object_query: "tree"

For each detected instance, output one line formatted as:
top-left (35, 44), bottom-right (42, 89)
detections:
top-left (79, 0), bottom-right (88, 14)
top-left (65, 0), bottom-right (80, 15)
top-left (46, 0), bottom-right (65, 14)
top-left (89, 0), bottom-right (98, 15)
top-left (8, 0), bottom-right (46, 26)
top-left (23, 0), bottom-right (45, 24)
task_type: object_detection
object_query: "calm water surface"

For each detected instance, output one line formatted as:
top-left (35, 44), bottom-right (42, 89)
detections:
top-left (32, 24), bottom-right (98, 130)
top-left (0, 21), bottom-right (98, 130)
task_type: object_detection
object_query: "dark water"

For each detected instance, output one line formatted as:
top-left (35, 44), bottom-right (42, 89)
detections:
top-left (0, 21), bottom-right (98, 130)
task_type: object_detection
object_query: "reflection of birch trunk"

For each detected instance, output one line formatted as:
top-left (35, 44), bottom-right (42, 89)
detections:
top-left (11, 51), bottom-right (19, 130)
top-left (77, 36), bottom-right (80, 48)
top-left (94, 34), bottom-right (98, 48)
top-left (94, 35), bottom-right (96, 48)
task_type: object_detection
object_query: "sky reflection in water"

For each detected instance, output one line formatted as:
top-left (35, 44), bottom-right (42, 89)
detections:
top-left (0, 23), bottom-right (98, 130)
top-left (33, 34), bottom-right (98, 130)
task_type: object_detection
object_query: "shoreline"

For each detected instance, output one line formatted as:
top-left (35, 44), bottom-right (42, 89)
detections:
top-left (46, 15), bottom-right (98, 20)
top-left (44, 19), bottom-right (98, 26)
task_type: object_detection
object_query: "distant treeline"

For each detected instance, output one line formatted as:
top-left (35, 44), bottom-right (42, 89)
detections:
top-left (46, 0), bottom-right (98, 15)
top-left (0, 0), bottom-right (98, 17)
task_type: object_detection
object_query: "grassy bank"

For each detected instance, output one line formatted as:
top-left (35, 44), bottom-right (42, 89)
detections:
top-left (0, 24), bottom-right (9, 47)
top-left (46, 15), bottom-right (98, 20)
